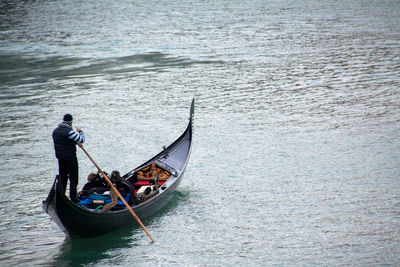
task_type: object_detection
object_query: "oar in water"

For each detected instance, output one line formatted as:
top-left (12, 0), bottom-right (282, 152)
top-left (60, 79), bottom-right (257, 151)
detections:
top-left (78, 144), bottom-right (156, 243)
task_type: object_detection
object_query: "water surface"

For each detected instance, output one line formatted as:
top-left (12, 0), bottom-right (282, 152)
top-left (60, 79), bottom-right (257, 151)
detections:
top-left (0, 0), bottom-right (399, 266)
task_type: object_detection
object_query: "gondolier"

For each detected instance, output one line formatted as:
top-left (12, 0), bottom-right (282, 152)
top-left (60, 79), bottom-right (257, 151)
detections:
top-left (52, 114), bottom-right (85, 202)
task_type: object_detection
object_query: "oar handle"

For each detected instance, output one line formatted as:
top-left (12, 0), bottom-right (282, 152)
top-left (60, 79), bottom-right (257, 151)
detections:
top-left (78, 144), bottom-right (156, 243)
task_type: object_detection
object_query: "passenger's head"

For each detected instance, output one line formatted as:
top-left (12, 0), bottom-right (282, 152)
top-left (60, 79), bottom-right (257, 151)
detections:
top-left (87, 172), bottom-right (97, 182)
top-left (111, 170), bottom-right (121, 183)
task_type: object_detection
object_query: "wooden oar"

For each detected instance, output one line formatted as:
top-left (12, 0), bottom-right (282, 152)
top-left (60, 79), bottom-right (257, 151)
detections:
top-left (78, 144), bottom-right (156, 243)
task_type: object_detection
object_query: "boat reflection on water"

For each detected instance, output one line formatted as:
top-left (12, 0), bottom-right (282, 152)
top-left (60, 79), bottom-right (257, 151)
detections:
top-left (50, 227), bottom-right (138, 266)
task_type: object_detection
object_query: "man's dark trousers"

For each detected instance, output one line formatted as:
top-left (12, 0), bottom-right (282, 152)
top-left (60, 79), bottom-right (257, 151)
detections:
top-left (58, 156), bottom-right (78, 202)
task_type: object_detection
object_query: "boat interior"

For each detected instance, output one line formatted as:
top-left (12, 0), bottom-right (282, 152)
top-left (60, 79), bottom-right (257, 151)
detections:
top-left (77, 163), bottom-right (171, 211)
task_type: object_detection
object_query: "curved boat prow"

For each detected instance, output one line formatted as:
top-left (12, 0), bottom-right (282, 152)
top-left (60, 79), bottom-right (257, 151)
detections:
top-left (190, 97), bottom-right (195, 122)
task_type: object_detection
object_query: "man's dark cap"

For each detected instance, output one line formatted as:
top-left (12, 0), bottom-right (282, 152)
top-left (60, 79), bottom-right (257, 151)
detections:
top-left (63, 114), bottom-right (73, 122)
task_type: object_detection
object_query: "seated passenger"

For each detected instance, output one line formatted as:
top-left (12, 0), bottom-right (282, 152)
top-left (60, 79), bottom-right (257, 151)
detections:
top-left (102, 170), bottom-right (124, 212)
top-left (78, 172), bottom-right (104, 200)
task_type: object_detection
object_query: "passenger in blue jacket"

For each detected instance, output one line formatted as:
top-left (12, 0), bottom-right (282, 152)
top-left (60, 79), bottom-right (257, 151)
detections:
top-left (52, 114), bottom-right (85, 202)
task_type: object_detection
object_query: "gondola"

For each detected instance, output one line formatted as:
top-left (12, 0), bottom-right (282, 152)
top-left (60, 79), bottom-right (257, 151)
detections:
top-left (43, 98), bottom-right (194, 238)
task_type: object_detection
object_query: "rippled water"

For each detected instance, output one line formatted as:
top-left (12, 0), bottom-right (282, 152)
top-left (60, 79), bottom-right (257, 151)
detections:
top-left (1, 0), bottom-right (400, 266)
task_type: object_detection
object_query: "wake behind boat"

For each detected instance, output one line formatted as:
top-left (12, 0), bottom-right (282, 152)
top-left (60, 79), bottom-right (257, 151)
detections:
top-left (43, 99), bottom-right (194, 238)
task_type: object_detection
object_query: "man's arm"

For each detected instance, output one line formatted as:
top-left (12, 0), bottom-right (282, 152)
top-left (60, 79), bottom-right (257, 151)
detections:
top-left (68, 127), bottom-right (85, 143)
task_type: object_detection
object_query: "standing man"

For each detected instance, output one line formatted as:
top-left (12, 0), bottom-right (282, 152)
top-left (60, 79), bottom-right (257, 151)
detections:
top-left (52, 114), bottom-right (85, 202)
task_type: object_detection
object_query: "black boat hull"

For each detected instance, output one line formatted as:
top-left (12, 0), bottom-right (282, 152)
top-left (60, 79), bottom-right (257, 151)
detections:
top-left (45, 171), bottom-right (183, 238)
